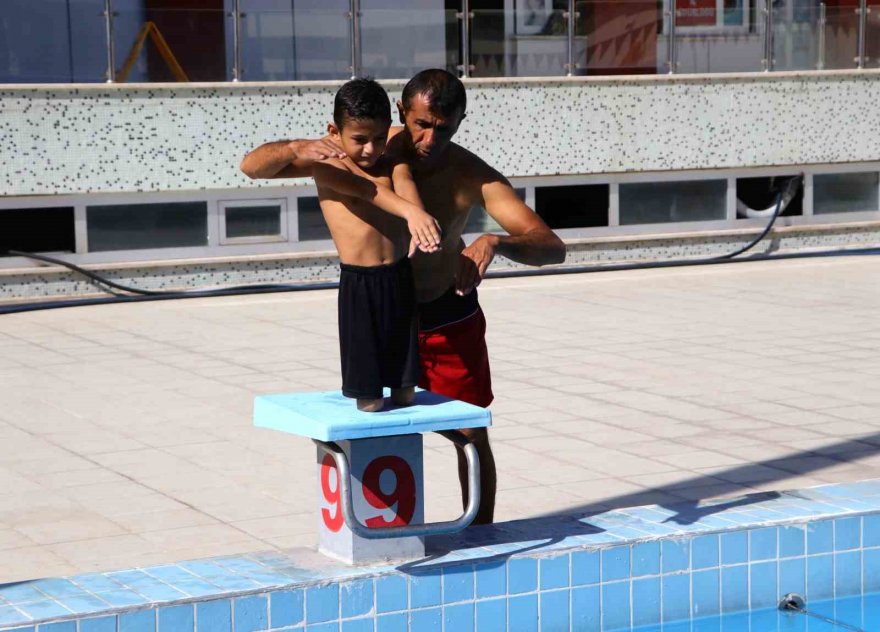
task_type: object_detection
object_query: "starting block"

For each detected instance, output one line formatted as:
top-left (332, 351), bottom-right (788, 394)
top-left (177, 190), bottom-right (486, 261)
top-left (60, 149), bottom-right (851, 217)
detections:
top-left (253, 389), bottom-right (492, 564)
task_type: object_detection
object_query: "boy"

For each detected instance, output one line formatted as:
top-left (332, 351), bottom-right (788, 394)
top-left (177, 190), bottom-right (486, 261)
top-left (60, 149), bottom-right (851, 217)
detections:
top-left (310, 78), bottom-right (441, 412)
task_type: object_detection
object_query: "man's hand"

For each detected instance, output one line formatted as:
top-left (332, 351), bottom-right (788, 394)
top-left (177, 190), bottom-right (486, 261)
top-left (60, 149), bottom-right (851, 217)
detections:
top-left (290, 138), bottom-right (347, 161)
top-left (455, 234), bottom-right (499, 296)
top-left (406, 208), bottom-right (442, 254)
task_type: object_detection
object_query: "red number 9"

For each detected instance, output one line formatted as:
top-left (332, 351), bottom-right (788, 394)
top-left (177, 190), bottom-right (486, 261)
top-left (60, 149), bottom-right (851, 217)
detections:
top-left (362, 456), bottom-right (416, 528)
top-left (320, 453), bottom-right (344, 532)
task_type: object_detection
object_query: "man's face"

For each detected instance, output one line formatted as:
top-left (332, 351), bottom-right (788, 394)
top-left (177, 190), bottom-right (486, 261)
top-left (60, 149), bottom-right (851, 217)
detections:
top-left (328, 118), bottom-right (389, 169)
top-left (398, 93), bottom-right (464, 163)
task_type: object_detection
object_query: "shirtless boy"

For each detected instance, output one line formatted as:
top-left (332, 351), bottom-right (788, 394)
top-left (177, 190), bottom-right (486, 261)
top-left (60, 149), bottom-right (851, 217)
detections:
top-left (299, 78), bottom-right (441, 412)
top-left (241, 70), bottom-right (566, 523)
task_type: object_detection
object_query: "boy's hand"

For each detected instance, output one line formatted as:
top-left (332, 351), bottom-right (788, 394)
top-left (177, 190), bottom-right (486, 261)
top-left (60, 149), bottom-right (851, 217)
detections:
top-left (406, 208), bottom-right (442, 254)
top-left (289, 138), bottom-right (346, 161)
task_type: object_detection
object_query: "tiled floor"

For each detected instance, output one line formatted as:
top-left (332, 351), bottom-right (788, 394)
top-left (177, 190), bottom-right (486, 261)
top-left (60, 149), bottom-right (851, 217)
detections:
top-left (3, 255), bottom-right (880, 583)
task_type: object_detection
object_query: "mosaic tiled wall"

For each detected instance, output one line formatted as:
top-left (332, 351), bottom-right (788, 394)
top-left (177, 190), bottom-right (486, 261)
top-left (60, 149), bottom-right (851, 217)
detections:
top-left (3, 222), bottom-right (879, 303)
top-left (1, 480), bottom-right (880, 631)
top-left (2, 71), bottom-right (879, 197)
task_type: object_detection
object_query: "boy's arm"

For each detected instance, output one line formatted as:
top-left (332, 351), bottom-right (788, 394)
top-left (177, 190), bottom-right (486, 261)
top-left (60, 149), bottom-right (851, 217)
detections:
top-left (391, 161), bottom-right (441, 255)
top-left (240, 138), bottom-right (346, 179)
top-left (312, 160), bottom-right (441, 249)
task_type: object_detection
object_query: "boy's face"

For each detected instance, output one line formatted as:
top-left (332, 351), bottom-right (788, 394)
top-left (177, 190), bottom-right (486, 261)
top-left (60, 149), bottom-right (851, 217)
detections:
top-left (328, 118), bottom-right (389, 169)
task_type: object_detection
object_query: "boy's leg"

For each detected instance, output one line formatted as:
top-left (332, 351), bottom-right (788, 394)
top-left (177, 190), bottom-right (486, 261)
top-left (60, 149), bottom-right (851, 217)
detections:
top-left (391, 386), bottom-right (415, 406)
top-left (357, 397), bottom-right (384, 412)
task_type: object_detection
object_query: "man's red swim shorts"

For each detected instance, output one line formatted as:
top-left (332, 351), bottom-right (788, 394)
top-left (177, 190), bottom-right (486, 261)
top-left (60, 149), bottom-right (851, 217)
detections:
top-left (417, 288), bottom-right (494, 408)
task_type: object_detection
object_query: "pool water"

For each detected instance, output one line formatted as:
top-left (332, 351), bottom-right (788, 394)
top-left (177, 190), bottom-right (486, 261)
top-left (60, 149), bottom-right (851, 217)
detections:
top-left (632, 591), bottom-right (880, 631)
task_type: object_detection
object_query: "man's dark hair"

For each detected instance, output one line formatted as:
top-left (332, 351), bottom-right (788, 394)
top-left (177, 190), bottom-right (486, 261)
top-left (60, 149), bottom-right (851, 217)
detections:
top-left (333, 78), bottom-right (391, 129)
top-left (401, 69), bottom-right (467, 118)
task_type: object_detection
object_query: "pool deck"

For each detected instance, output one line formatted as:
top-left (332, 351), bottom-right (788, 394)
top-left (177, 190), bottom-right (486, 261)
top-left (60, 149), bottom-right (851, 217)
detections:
top-left (3, 255), bottom-right (880, 584)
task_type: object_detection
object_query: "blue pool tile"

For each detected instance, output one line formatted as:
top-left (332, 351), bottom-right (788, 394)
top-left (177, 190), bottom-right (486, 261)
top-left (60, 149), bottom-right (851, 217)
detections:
top-left (376, 612), bottom-right (407, 632)
top-left (119, 610), bottom-right (155, 632)
top-left (570, 551), bottom-right (599, 586)
top-left (749, 561), bottom-right (777, 609)
top-left (306, 623), bottom-right (339, 632)
top-left (158, 605), bottom-right (194, 631)
top-left (835, 517), bottom-right (861, 551)
top-left (749, 527), bottom-right (777, 561)
top-left (271, 589), bottom-right (305, 628)
top-left (834, 550), bottom-right (861, 596)
top-left (136, 583), bottom-right (188, 603)
top-left (442, 565), bottom-right (474, 603)
top-left (866, 549), bottom-right (880, 591)
top-left (196, 600), bottom-right (231, 632)
top-left (750, 609), bottom-right (779, 631)
top-left (16, 600), bottom-right (72, 620)
top-left (98, 590), bottom-right (147, 608)
top-left (602, 581), bottom-right (630, 630)
top-left (234, 595), bottom-right (268, 632)
top-left (632, 542), bottom-right (661, 576)
top-left (341, 618), bottom-right (372, 632)
top-left (410, 607), bottom-right (441, 632)
top-left (475, 598), bottom-right (505, 632)
top-left (662, 539), bottom-right (690, 573)
top-left (39, 623), bottom-right (75, 632)
top-left (341, 580), bottom-right (372, 619)
top-left (721, 565), bottom-right (748, 613)
top-left (443, 602), bottom-right (474, 632)
top-left (780, 525), bottom-right (806, 558)
top-left (539, 589), bottom-right (569, 632)
top-left (81, 617), bottom-right (117, 632)
top-left (571, 586), bottom-right (600, 632)
top-left (474, 563), bottom-right (505, 599)
top-left (602, 546), bottom-right (630, 581)
top-left (71, 574), bottom-right (124, 594)
top-left (864, 515), bottom-right (880, 547)
top-left (808, 520), bottom-right (834, 554)
top-left (721, 531), bottom-right (748, 565)
top-left (779, 557), bottom-right (806, 597)
top-left (692, 569), bottom-right (720, 618)
top-left (632, 577), bottom-right (661, 627)
top-left (539, 555), bottom-right (569, 590)
top-left (31, 579), bottom-right (83, 600)
top-left (55, 594), bottom-right (110, 615)
top-left (410, 572), bottom-right (441, 607)
top-left (307, 585), bottom-right (340, 623)
top-left (508, 558), bottom-right (537, 595)
top-left (508, 594), bottom-right (538, 632)
top-left (807, 554), bottom-right (833, 600)
top-left (662, 574), bottom-right (689, 622)
top-left (175, 580), bottom-right (221, 599)
top-left (0, 584), bottom-right (46, 604)
top-left (691, 535), bottom-right (719, 570)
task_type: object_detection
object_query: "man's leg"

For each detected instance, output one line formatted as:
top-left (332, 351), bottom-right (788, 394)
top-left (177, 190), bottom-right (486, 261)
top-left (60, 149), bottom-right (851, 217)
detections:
top-left (455, 427), bottom-right (496, 524)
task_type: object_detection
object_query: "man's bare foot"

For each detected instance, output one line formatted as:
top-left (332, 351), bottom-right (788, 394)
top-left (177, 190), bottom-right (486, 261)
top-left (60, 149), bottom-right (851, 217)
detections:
top-left (357, 397), bottom-right (384, 412)
top-left (391, 387), bottom-right (415, 407)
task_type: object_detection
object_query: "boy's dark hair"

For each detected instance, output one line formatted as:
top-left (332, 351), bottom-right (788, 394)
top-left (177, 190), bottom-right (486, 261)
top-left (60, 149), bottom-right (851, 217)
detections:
top-left (333, 78), bottom-right (391, 129)
top-left (401, 69), bottom-right (467, 118)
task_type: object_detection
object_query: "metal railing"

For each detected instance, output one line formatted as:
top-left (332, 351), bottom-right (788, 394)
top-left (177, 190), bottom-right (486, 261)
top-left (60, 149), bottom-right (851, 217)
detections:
top-left (84, 1), bottom-right (879, 84)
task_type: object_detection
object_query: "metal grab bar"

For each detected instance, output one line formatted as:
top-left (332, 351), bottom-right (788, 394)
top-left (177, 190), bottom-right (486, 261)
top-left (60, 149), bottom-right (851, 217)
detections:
top-left (314, 430), bottom-right (481, 540)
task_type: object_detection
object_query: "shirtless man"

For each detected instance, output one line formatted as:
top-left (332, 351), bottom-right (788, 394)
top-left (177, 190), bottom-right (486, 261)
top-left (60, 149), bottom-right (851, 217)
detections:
top-left (240, 69), bottom-right (566, 524)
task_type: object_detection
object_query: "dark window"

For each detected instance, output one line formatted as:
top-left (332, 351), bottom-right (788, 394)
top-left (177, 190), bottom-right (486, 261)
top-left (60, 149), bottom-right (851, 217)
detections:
top-left (535, 184), bottom-right (609, 228)
top-left (297, 197), bottom-right (331, 241)
top-left (736, 176), bottom-right (803, 218)
top-left (814, 173), bottom-right (879, 214)
top-left (0, 207), bottom-right (75, 256)
top-left (225, 205), bottom-right (282, 239)
top-left (620, 180), bottom-right (726, 225)
top-left (87, 202), bottom-right (208, 252)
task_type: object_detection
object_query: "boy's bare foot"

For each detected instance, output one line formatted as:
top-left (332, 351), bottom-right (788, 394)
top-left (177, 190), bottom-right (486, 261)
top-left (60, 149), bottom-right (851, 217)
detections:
top-left (391, 387), bottom-right (415, 407)
top-left (357, 397), bottom-right (384, 412)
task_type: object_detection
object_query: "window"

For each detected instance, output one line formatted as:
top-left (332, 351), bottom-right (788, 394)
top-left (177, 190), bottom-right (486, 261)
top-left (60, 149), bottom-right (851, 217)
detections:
top-left (0, 207), bottom-right (75, 255)
top-left (736, 176), bottom-right (803, 218)
top-left (620, 180), bottom-right (727, 225)
top-left (220, 199), bottom-right (287, 244)
top-left (668, 0), bottom-right (749, 31)
top-left (814, 173), bottom-right (880, 215)
top-left (297, 196), bottom-right (331, 242)
top-left (535, 184), bottom-right (609, 229)
top-left (86, 202), bottom-right (208, 252)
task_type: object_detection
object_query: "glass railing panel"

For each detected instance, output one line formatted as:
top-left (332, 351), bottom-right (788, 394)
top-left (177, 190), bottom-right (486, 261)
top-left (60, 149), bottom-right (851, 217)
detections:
top-left (773, 1), bottom-right (824, 71)
top-left (240, 1), bottom-right (351, 81)
top-left (581, 1), bottom-right (663, 75)
top-left (866, 4), bottom-right (880, 68)
top-left (360, 8), bottom-right (459, 80)
top-left (111, 6), bottom-right (228, 82)
top-left (821, 1), bottom-right (860, 69)
top-left (470, 9), bottom-right (569, 77)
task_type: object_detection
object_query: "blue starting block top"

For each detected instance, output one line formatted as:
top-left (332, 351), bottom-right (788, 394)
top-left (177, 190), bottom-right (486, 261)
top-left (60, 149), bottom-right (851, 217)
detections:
top-left (253, 389), bottom-right (492, 441)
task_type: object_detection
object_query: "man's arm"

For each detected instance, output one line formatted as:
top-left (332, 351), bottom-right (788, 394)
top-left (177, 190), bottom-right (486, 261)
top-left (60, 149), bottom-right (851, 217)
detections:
top-left (455, 165), bottom-right (565, 295)
top-left (313, 160), bottom-right (441, 249)
top-left (239, 138), bottom-right (346, 179)
top-left (392, 161), bottom-right (440, 255)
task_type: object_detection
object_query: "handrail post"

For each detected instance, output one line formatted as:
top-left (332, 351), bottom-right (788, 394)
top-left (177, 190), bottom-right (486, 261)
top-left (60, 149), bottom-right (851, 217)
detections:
top-left (349, 0), bottom-right (362, 79)
top-left (458, 0), bottom-right (471, 78)
top-left (762, 0), bottom-right (775, 71)
top-left (565, 0), bottom-right (575, 76)
top-left (103, 0), bottom-right (116, 83)
top-left (817, 2), bottom-right (826, 70)
top-left (666, 1), bottom-right (677, 74)
top-left (231, 0), bottom-right (242, 81)
top-left (856, 0), bottom-right (868, 68)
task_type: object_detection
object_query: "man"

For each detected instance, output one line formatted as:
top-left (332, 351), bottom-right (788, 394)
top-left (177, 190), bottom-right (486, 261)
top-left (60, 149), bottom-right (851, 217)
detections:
top-left (240, 69), bottom-right (566, 524)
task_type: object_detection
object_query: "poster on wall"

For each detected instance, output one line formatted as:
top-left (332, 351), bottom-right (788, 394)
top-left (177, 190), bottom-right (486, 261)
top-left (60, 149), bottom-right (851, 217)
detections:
top-left (516, 0), bottom-right (553, 34)
top-left (675, 0), bottom-right (717, 27)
